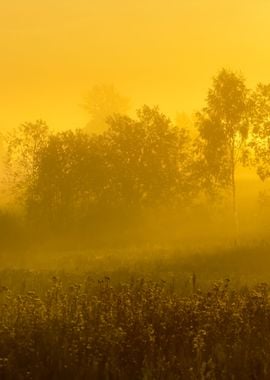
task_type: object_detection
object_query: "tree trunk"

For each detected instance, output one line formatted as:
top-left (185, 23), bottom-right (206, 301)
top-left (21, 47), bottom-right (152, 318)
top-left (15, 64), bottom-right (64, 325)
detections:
top-left (231, 143), bottom-right (239, 245)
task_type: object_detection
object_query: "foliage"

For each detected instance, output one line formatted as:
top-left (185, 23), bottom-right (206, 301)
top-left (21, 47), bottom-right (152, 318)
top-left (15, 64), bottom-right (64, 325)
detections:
top-left (105, 105), bottom-right (195, 207)
top-left (251, 83), bottom-right (270, 181)
top-left (3, 70), bottom-right (270, 248)
top-left (18, 107), bottom-right (196, 242)
top-left (196, 69), bottom-right (251, 194)
top-left (4, 120), bottom-right (49, 204)
top-left (0, 270), bottom-right (270, 379)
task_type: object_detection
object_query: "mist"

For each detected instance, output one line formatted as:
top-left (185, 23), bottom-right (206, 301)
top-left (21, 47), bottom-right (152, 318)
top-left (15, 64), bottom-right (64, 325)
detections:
top-left (0, 71), bottom-right (270, 259)
top-left (2, 1), bottom-right (270, 378)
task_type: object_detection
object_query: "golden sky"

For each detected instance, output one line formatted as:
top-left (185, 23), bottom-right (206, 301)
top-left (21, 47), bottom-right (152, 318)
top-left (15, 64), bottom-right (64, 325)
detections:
top-left (1, 0), bottom-right (270, 131)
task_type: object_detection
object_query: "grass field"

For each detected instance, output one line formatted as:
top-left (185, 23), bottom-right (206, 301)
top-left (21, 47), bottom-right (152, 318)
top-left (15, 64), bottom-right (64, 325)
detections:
top-left (1, 244), bottom-right (270, 379)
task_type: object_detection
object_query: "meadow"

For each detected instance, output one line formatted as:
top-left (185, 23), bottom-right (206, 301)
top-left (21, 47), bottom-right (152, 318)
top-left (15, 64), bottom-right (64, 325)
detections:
top-left (2, 0), bottom-right (270, 376)
top-left (1, 244), bottom-right (270, 379)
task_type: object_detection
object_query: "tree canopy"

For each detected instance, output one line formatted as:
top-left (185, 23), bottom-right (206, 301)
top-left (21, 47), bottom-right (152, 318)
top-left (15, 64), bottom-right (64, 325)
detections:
top-left (3, 69), bottom-right (270, 247)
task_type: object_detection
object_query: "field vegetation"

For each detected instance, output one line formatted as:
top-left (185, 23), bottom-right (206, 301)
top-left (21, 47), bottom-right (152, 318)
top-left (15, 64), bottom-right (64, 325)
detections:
top-left (1, 246), bottom-right (270, 379)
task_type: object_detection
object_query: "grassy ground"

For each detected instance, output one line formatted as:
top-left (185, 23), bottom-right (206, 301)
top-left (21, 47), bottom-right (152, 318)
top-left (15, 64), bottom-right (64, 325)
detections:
top-left (0, 244), bottom-right (270, 379)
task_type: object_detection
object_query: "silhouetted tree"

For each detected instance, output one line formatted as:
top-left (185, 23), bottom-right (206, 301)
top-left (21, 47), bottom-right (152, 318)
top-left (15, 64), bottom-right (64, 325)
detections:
top-left (24, 106), bottom-right (195, 244)
top-left (196, 69), bottom-right (251, 239)
top-left (83, 84), bottom-right (130, 134)
top-left (105, 105), bottom-right (195, 209)
top-left (5, 120), bottom-right (49, 205)
top-left (251, 83), bottom-right (270, 181)
top-left (28, 130), bottom-right (108, 233)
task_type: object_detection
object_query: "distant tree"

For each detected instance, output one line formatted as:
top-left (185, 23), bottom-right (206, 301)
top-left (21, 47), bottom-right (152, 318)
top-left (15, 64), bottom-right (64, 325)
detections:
top-left (176, 112), bottom-right (195, 131)
top-left (251, 83), bottom-right (270, 181)
top-left (5, 120), bottom-right (49, 204)
top-left (28, 130), bottom-right (108, 232)
top-left (0, 133), bottom-right (5, 204)
top-left (196, 69), bottom-right (251, 238)
top-left (83, 84), bottom-right (130, 134)
top-left (26, 106), bottom-right (196, 243)
top-left (105, 105), bottom-right (195, 209)
top-left (0, 132), bottom-right (4, 174)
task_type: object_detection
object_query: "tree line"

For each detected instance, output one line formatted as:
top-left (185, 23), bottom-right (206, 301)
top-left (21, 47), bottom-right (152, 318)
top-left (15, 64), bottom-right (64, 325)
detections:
top-left (1, 69), bottom-right (270, 248)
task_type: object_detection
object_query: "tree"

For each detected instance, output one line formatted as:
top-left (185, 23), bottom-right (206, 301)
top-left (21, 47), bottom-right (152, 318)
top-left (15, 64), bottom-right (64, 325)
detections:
top-left (0, 133), bottom-right (6, 205)
top-left (25, 106), bottom-right (195, 245)
top-left (251, 83), bottom-right (270, 181)
top-left (5, 120), bottom-right (49, 205)
top-left (105, 105), bottom-right (195, 210)
top-left (83, 84), bottom-right (130, 134)
top-left (27, 130), bottom-right (108, 233)
top-left (249, 83), bottom-right (270, 228)
top-left (196, 69), bottom-right (251, 239)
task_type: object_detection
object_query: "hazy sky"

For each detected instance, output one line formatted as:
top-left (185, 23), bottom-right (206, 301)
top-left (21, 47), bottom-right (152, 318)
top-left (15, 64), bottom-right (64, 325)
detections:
top-left (1, 0), bottom-right (270, 131)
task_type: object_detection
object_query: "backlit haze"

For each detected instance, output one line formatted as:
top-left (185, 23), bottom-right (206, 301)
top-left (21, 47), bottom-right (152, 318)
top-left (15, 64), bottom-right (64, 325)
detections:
top-left (1, 0), bottom-right (270, 131)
